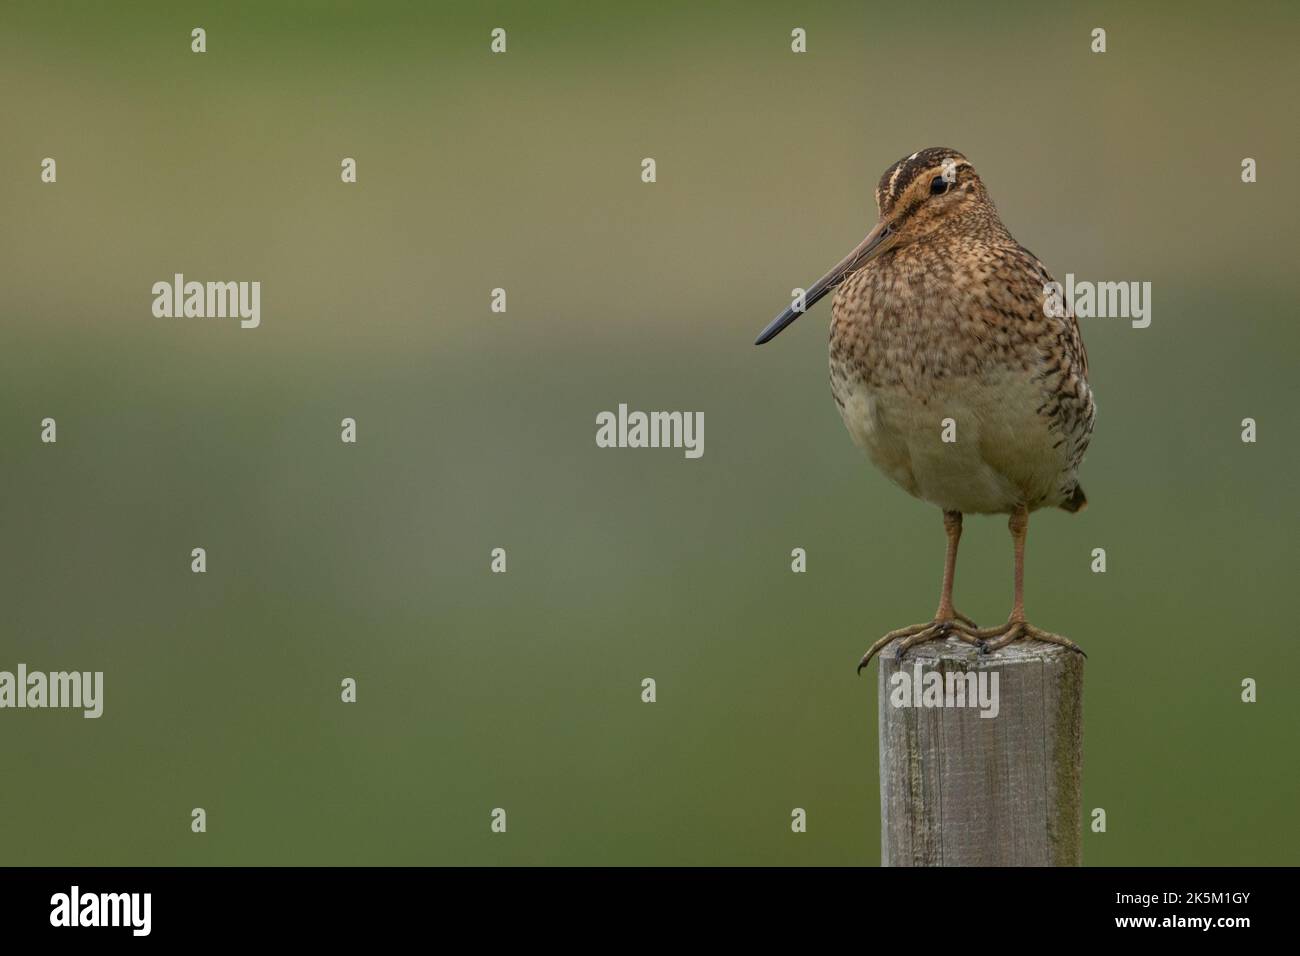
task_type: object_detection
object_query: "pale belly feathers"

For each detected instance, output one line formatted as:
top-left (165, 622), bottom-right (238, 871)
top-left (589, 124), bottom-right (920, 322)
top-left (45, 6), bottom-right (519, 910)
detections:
top-left (830, 365), bottom-right (1072, 515)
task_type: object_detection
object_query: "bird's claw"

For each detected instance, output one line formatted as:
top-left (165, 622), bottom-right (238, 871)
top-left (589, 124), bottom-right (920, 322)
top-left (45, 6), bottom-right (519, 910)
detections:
top-left (857, 616), bottom-right (979, 674)
top-left (858, 614), bottom-right (1082, 672)
top-left (969, 619), bottom-right (1085, 658)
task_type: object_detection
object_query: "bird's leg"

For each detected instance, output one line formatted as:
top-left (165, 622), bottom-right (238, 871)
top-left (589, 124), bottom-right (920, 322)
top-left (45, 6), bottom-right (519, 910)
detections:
top-left (857, 511), bottom-right (981, 674)
top-left (935, 510), bottom-right (978, 628)
top-left (975, 505), bottom-right (1085, 656)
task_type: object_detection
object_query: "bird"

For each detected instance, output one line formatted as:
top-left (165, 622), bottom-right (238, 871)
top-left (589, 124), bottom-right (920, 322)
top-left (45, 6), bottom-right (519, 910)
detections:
top-left (754, 147), bottom-right (1094, 672)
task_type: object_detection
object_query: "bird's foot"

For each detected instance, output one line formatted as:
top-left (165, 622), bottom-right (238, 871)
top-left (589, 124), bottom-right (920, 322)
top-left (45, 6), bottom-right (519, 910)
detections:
top-left (856, 610), bottom-right (981, 674)
top-left (970, 619), bottom-right (1087, 658)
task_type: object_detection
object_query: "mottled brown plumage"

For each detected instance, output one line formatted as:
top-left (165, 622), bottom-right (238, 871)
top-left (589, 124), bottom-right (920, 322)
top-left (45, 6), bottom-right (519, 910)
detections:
top-left (755, 147), bottom-right (1095, 667)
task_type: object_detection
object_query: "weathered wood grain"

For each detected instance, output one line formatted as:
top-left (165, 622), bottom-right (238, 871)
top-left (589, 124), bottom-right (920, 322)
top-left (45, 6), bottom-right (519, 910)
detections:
top-left (877, 636), bottom-right (1084, 866)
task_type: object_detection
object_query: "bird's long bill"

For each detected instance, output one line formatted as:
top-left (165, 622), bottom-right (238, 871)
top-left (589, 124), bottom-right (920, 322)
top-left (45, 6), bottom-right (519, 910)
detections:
top-left (753, 221), bottom-right (896, 345)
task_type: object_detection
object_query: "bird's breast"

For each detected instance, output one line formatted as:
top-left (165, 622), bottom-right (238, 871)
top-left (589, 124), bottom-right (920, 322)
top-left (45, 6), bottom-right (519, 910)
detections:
top-left (827, 254), bottom-right (1082, 514)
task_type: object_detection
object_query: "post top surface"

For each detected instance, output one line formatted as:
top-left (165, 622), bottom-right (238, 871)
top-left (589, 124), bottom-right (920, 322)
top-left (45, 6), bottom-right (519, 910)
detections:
top-left (879, 634), bottom-right (1085, 667)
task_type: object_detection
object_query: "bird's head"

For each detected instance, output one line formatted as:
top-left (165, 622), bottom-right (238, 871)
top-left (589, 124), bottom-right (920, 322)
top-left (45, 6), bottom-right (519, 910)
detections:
top-left (872, 147), bottom-right (989, 244)
top-left (755, 147), bottom-right (992, 345)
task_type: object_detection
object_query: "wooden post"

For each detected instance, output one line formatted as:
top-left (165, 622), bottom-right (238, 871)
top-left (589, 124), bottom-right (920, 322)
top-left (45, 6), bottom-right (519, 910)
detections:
top-left (877, 637), bottom-right (1084, 866)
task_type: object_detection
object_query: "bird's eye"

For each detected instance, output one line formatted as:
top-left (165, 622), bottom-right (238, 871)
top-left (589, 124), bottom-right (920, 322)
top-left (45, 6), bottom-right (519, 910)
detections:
top-left (930, 175), bottom-right (950, 195)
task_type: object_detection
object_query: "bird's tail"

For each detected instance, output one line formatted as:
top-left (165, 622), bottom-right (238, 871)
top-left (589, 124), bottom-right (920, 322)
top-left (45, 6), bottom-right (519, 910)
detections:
top-left (1060, 483), bottom-right (1088, 513)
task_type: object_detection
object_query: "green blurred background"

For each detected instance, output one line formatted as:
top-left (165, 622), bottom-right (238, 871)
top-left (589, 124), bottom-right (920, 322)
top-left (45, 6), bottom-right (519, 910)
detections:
top-left (2, 1), bottom-right (1297, 865)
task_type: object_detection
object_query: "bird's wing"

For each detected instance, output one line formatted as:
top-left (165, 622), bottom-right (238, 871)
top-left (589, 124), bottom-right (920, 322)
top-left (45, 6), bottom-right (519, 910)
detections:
top-left (1012, 244), bottom-right (1090, 383)
top-left (986, 244), bottom-right (1096, 505)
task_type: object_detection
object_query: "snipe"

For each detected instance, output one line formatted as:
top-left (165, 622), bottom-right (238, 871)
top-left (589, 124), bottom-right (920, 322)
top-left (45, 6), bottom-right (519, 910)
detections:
top-left (755, 147), bottom-right (1095, 671)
